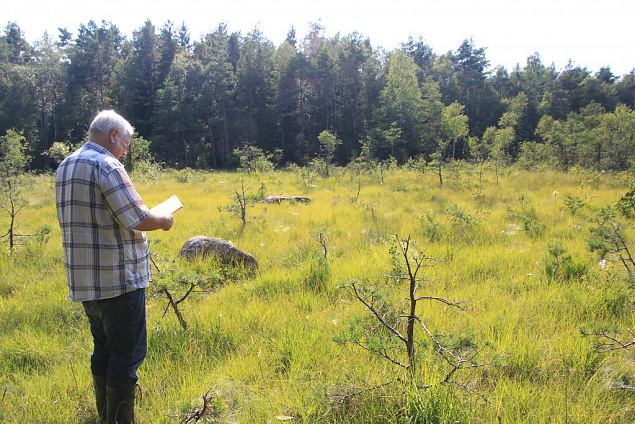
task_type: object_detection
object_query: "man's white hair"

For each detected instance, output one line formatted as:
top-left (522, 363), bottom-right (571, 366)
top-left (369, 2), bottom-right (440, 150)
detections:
top-left (88, 110), bottom-right (134, 139)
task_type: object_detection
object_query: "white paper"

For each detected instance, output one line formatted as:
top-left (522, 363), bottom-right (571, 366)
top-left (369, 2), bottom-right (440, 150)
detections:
top-left (150, 195), bottom-right (183, 215)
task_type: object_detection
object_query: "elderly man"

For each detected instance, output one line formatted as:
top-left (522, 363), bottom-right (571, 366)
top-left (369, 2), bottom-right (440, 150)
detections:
top-left (56, 110), bottom-right (173, 423)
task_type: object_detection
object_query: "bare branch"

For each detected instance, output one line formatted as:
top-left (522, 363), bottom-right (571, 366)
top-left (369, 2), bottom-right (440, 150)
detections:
top-left (582, 329), bottom-right (635, 352)
top-left (329, 380), bottom-right (397, 405)
top-left (176, 283), bottom-right (196, 305)
top-left (149, 253), bottom-right (162, 273)
top-left (161, 288), bottom-right (188, 331)
top-left (353, 341), bottom-right (408, 369)
top-left (610, 382), bottom-right (635, 393)
top-left (450, 381), bottom-right (494, 406)
top-left (351, 282), bottom-right (407, 343)
top-left (414, 296), bottom-right (465, 310)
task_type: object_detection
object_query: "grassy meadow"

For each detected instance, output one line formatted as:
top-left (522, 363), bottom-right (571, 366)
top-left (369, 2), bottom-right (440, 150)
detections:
top-left (0, 165), bottom-right (634, 423)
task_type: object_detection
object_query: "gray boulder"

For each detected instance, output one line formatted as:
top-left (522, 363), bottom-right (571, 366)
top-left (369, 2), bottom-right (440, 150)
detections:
top-left (179, 236), bottom-right (258, 269)
top-left (262, 195), bottom-right (311, 204)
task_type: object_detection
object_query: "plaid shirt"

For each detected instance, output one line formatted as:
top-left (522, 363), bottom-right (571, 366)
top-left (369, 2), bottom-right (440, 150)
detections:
top-left (56, 142), bottom-right (150, 301)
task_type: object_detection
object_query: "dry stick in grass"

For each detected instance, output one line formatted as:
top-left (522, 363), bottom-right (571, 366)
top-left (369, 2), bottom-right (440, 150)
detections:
top-left (160, 284), bottom-right (195, 331)
top-left (581, 328), bottom-right (635, 352)
top-left (69, 361), bottom-right (79, 392)
top-left (183, 387), bottom-right (217, 424)
top-left (320, 380), bottom-right (398, 421)
top-left (315, 228), bottom-right (328, 259)
top-left (610, 382), bottom-right (635, 393)
top-left (235, 179), bottom-right (247, 228)
top-left (150, 252), bottom-right (193, 330)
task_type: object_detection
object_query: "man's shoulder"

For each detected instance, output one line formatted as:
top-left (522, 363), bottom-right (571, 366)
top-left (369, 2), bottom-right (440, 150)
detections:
top-left (57, 143), bottom-right (123, 178)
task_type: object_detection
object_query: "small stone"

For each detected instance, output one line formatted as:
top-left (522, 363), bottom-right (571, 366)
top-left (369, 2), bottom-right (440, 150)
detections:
top-left (262, 195), bottom-right (311, 204)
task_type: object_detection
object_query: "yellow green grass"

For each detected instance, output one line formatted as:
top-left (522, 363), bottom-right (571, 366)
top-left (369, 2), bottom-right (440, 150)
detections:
top-left (0, 167), bottom-right (633, 423)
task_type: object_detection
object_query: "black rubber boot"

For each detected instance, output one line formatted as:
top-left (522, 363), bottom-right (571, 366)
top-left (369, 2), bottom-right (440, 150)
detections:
top-left (92, 375), bottom-right (107, 424)
top-left (106, 382), bottom-right (136, 424)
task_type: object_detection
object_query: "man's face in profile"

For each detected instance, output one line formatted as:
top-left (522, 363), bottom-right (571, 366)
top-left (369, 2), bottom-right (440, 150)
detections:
top-left (112, 131), bottom-right (131, 159)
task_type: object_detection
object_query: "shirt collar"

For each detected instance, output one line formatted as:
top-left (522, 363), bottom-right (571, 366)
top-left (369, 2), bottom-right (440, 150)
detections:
top-left (85, 141), bottom-right (117, 159)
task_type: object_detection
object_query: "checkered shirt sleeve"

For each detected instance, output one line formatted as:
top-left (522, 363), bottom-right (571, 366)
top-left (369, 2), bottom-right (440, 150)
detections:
top-left (101, 165), bottom-right (149, 229)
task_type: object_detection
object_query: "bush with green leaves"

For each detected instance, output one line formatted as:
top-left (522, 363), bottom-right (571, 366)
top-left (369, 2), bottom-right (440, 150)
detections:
top-left (507, 203), bottom-right (546, 238)
top-left (0, 129), bottom-right (31, 251)
top-left (317, 130), bottom-right (342, 177)
top-left (563, 194), bottom-right (586, 216)
top-left (288, 163), bottom-right (316, 189)
top-left (131, 159), bottom-right (162, 181)
top-left (175, 168), bottom-right (194, 183)
top-left (233, 145), bottom-right (278, 174)
top-left (420, 211), bottom-right (445, 242)
top-left (588, 206), bottom-right (634, 277)
top-left (616, 190), bottom-right (635, 219)
top-left (446, 204), bottom-right (480, 242)
top-left (41, 141), bottom-right (72, 166)
top-left (544, 242), bottom-right (588, 282)
top-left (303, 256), bottom-right (331, 293)
top-left (150, 257), bottom-right (238, 331)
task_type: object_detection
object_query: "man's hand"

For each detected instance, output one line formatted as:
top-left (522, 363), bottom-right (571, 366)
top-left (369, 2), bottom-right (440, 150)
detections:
top-left (134, 212), bottom-right (174, 232)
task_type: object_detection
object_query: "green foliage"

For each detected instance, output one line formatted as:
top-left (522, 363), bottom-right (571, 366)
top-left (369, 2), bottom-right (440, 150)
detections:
top-left (317, 130), bottom-right (341, 177)
top-left (507, 204), bottom-right (546, 238)
top-left (233, 145), bottom-right (277, 174)
top-left (303, 256), bottom-right (331, 293)
top-left (0, 129), bottom-right (30, 174)
top-left (34, 225), bottom-right (51, 247)
top-left (288, 162), bottom-right (316, 189)
top-left (544, 242), bottom-right (588, 282)
top-left (41, 141), bottom-right (71, 165)
top-left (174, 167), bottom-right (194, 183)
top-left (563, 194), bottom-right (586, 216)
top-left (616, 190), bottom-right (635, 219)
top-left (516, 141), bottom-right (553, 170)
top-left (131, 159), bottom-right (162, 181)
top-left (0, 129), bottom-right (31, 250)
top-left (588, 206), bottom-right (635, 276)
top-left (379, 52), bottom-right (426, 158)
top-left (446, 204), bottom-right (480, 242)
top-left (405, 383), bottom-right (467, 424)
top-left (1, 20), bottom-right (634, 175)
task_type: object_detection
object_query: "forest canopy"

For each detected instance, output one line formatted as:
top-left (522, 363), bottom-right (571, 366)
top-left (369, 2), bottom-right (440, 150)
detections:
top-left (1, 20), bottom-right (634, 171)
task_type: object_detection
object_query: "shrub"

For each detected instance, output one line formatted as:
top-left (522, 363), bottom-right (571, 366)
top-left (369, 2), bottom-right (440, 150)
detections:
top-left (233, 145), bottom-right (277, 174)
top-left (41, 141), bottom-right (72, 165)
top-left (420, 211), bottom-right (445, 242)
top-left (544, 242), bottom-right (588, 282)
top-left (175, 168), bottom-right (193, 183)
top-left (616, 190), bottom-right (635, 219)
top-left (131, 160), bottom-right (162, 181)
top-left (564, 194), bottom-right (586, 216)
top-left (303, 256), bottom-right (331, 293)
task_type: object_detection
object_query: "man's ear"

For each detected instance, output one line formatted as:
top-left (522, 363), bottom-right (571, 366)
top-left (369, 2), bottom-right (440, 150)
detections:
top-left (108, 128), bottom-right (118, 143)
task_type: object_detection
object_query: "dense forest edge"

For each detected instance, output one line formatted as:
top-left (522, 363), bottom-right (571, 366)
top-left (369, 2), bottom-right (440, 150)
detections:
top-left (1, 19), bottom-right (634, 172)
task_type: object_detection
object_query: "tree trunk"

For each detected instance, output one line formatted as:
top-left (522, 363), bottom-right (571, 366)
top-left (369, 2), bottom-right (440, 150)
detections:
top-left (9, 200), bottom-right (15, 251)
top-left (222, 100), bottom-right (230, 168)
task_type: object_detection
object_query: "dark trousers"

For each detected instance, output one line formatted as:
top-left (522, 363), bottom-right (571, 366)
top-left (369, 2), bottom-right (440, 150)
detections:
top-left (82, 288), bottom-right (147, 386)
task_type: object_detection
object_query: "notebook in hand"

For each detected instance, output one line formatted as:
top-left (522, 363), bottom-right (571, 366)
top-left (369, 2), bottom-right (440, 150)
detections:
top-left (150, 195), bottom-right (183, 215)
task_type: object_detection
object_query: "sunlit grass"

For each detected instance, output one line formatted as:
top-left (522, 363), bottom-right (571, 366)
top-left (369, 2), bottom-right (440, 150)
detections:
top-left (0, 167), bottom-right (633, 422)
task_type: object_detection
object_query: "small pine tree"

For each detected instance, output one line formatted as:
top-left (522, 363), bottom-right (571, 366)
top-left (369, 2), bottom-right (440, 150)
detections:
top-left (0, 129), bottom-right (31, 251)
